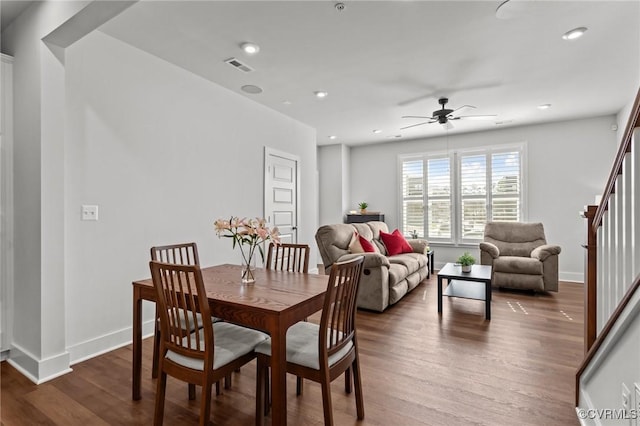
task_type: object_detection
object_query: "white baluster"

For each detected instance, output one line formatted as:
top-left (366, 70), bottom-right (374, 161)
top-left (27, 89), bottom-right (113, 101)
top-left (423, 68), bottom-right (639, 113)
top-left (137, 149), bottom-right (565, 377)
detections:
top-left (597, 224), bottom-right (605, 333)
top-left (615, 174), bottom-right (624, 306)
top-left (622, 152), bottom-right (633, 293)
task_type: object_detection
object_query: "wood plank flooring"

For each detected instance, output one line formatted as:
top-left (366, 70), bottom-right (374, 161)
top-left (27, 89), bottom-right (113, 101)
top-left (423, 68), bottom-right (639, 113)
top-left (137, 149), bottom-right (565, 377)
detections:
top-left (1, 274), bottom-right (583, 425)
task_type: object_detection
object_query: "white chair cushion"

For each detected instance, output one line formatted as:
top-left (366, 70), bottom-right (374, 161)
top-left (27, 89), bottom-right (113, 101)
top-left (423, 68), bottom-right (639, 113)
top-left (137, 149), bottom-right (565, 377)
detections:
top-left (254, 322), bottom-right (353, 370)
top-left (166, 322), bottom-right (269, 370)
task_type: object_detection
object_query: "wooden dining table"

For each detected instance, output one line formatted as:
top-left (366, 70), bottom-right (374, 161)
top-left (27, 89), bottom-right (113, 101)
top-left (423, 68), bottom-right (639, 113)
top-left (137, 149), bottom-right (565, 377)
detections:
top-left (132, 263), bottom-right (329, 426)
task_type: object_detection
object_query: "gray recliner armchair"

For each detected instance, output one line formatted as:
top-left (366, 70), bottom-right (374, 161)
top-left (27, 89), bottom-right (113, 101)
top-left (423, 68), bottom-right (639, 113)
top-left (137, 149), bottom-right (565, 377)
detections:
top-left (479, 222), bottom-right (561, 292)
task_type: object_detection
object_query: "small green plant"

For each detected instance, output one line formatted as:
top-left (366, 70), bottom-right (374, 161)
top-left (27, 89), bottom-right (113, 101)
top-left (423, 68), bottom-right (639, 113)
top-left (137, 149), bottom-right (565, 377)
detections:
top-left (358, 201), bottom-right (368, 210)
top-left (457, 252), bottom-right (476, 266)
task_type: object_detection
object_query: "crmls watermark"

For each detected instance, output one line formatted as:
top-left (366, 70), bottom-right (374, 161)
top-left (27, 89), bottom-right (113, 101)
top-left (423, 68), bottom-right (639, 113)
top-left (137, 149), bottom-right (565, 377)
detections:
top-left (577, 408), bottom-right (639, 420)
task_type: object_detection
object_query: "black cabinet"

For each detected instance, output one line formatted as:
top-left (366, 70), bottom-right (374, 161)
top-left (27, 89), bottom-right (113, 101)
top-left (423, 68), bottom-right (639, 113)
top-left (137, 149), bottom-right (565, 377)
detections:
top-left (345, 213), bottom-right (385, 224)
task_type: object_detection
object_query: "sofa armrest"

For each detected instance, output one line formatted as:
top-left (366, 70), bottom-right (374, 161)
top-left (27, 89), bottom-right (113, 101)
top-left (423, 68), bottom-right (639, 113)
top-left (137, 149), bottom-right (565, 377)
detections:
top-left (531, 244), bottom-right (561, 261)
top-left (407, 239), bottom-right (429, 254)
top-left (338, 252), bottom-right (390, 269)
top-left (479, 242), bottom-right (500, 259)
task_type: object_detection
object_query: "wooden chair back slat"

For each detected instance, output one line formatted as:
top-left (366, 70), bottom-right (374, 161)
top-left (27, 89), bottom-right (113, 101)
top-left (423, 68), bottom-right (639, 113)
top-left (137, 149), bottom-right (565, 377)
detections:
top-left (265, 242), bottom-right (310, 273)
top-left (319, 256), bottom-right (364, 360)
top-left (150, 242), bottom-right (200, 266)
top-left (150, 261), bottom-right (213, 363)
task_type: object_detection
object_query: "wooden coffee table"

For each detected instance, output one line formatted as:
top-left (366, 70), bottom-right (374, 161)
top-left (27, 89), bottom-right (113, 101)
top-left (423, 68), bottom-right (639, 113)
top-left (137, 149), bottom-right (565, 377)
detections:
top-left (437, 262), bottom-right (493, 320)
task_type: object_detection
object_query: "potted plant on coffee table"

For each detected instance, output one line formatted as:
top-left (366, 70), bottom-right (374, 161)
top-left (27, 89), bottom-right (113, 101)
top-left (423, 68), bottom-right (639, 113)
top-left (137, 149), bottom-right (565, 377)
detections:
top-left (457, 252), bottom-right (475, 273)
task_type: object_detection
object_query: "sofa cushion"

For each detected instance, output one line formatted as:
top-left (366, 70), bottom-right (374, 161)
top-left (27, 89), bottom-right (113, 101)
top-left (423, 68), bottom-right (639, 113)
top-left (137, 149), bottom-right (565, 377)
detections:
top-left (388, 263), bottom-right (408, 287)
top-left (388, 253), bottom-right (426, 275)
top-left (494, 256), bottom-right (543, 275)
top-left (380, 229), bottom-right (413, 256)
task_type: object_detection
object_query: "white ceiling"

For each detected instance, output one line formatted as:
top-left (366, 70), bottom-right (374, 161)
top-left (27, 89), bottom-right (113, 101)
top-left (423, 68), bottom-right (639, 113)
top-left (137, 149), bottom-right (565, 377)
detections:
top-left (21, 1), bottom-right (640, 146)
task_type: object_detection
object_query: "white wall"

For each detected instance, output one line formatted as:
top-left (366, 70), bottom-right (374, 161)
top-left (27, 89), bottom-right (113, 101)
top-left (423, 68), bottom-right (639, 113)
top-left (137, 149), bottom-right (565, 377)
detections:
top-left (346, 116), bottom-right (619, 282)
top-left (2, 0), bottom-right (318, 381)
top-left (64, 31), bottom-right (317, 363)
top-left (1, 0), bottom-right (91, 382)
top-left (318, 144), bottom-right (350, 225)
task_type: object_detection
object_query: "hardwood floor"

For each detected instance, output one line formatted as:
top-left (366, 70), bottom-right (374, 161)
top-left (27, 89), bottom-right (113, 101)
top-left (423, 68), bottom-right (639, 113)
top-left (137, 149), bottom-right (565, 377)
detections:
top-left (1, 274), bottom-right (583, 425)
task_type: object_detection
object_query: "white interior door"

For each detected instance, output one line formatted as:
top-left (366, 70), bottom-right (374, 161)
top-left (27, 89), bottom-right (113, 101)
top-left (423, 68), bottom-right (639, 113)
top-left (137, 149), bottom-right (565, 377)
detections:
top-left (264, 148), bottom-right (299, 244)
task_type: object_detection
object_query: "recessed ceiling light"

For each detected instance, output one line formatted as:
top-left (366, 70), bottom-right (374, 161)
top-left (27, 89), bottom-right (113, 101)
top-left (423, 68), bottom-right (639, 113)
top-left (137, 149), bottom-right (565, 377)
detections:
top-left (314, 91), bottom-right (328, 98)
top-left (241, 85), bottom-right (263, 94)
top-left (562, 27), bottom-right (587, 40)
top-left (240, 42), bottom-right (260, 55)
top-left (373, 129), bottom-right (382, 134)
top-left (328, 135), bottom-right (337, 140)
top-left (537, 104), bottom-right (551, 110)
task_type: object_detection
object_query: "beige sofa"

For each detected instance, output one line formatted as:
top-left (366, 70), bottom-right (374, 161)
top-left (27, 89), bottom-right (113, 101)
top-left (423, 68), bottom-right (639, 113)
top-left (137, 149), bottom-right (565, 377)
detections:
top-left (479, 222), bottom-right (561, 292)
top-left (315, 221), bottom-right (429, 312)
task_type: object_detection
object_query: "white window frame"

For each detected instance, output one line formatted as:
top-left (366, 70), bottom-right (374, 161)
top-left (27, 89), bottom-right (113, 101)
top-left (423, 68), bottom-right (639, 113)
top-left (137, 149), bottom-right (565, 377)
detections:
top-left (398, 142), bottom-right (527, 246)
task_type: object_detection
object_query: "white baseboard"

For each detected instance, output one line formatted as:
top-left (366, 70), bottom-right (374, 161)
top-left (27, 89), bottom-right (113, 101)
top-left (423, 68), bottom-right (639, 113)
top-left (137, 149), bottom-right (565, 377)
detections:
top-left (8, 343), bottom-right (72, 384)
top-left (68, 318), bottom-right (156, 365)
top-left (560, 271), bottom-right (584, 283)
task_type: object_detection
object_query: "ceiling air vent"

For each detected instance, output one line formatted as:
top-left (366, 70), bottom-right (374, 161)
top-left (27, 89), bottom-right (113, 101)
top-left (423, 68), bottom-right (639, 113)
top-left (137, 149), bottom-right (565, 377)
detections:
top-left (224, 57), bottom-right (254, 73)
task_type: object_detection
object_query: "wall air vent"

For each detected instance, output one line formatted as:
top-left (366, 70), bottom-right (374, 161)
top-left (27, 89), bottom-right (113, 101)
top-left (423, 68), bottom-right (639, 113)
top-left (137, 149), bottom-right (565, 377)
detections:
top-left (224, 57), bottom-right (254, 73)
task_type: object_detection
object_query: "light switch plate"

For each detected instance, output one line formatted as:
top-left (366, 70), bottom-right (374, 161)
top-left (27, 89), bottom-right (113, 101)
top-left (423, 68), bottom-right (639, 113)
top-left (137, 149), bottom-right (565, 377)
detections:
top-left (81, 205), bottom-right (99, 221)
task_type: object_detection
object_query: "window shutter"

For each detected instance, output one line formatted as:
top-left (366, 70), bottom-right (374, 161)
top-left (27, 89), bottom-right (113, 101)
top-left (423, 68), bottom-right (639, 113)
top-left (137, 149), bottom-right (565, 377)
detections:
top-left (491, 151), bottom-right (521, 222)
top-left (401, 160), bottom-right (424, 238)
top-left (399, 145), bottom-right (523, 245)
top-left (426, 157), bottom-right (451, 239)
top-left (460, 154), bottom-right (487, 240)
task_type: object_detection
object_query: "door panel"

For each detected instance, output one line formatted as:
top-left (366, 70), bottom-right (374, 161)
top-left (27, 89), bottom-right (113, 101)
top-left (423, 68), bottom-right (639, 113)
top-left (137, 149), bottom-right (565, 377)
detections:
top-left (264, 148), bottom-right (299, 245)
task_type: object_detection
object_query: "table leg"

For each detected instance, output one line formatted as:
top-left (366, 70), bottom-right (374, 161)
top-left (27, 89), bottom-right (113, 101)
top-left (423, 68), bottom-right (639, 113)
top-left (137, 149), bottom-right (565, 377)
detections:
top-left (269, 322), bottom-right (287, 426)
top-left (132, 288), bottom-right (142, 400)
top-left (437, 276), bottom-right (443, 314)
top-left (485, 281), bottom-right (491, 320)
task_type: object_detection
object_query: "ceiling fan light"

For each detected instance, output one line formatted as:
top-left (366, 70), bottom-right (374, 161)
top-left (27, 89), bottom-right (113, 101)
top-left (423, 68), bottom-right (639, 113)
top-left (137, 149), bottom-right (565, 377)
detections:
top-left (562, 27), bottom-right (587, 40)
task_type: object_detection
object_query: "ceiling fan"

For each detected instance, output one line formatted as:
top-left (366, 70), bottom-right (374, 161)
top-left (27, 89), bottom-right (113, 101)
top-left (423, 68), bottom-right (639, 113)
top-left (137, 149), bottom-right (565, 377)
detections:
top-left (401, 97), bottom-right (496, 130)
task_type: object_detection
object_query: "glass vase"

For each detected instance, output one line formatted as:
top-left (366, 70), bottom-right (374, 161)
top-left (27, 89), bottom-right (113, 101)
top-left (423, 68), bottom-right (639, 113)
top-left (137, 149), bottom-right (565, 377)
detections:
top-left (240, 254), bottom-right (257, 284)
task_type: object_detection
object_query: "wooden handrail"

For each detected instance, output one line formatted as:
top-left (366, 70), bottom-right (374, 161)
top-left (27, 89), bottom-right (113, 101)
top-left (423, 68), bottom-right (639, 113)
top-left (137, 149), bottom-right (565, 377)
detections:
top-left (592, 86), bottom-right (640, 232)
top-left (576, 273), bottom-right (640, 405)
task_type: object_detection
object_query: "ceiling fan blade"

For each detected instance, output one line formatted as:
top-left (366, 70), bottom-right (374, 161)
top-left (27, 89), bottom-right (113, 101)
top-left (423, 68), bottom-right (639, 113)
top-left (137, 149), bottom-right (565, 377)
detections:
top-left (400, 121), bottom-right (430, 130)
top-left (401, 115), bottom-right (433, 119)
top-left (458, 114), bottom-right (497, 120)
top-left (451, 104), bottom-right (476, 114)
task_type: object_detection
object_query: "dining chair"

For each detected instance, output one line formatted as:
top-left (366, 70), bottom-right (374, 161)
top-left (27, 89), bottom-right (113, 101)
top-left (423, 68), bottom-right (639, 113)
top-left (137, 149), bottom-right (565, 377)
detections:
top-left (265, 242), bottom-right (310, 273)
top-left (264, 242), bottom-right (310, 397)
top-left (150, 261), bottom-right (269, 426)
top-left (150, 243), bottom-right (227, 396)
top-left (150, 243), bottom-right (202, 380)
top-left (255, 255), bottom-right (366, 426)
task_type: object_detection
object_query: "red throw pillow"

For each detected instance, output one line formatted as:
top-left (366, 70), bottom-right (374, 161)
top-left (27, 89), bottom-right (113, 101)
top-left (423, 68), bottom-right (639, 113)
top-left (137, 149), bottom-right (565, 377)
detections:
top-left (380, 229), bottom-right (413, 256)
top-left (358, 235), bottom-right (377, 253)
